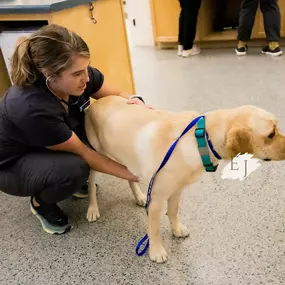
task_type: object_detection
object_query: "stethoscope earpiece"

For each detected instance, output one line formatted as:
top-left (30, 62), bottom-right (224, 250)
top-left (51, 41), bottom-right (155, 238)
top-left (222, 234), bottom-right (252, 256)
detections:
top-left (45, 76), bottom-right (80, 107)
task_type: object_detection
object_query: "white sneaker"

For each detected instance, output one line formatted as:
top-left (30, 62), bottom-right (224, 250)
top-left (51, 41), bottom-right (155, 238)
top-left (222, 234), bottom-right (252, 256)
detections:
top-left (177, 45), bottom-right (183, 56)
top-left (181, 45), bottom-right (201, 57)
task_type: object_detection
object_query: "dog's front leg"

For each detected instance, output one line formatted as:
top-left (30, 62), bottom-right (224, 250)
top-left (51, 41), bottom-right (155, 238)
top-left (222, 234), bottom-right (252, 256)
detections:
top-left (87, 170), bottom-right (100, 222)
top-left (167, 189), bottom-right (189, 238)
top-left (129, 181), bottom-right (146, 207)
top-left (148, 196), bottom-right (168, 263)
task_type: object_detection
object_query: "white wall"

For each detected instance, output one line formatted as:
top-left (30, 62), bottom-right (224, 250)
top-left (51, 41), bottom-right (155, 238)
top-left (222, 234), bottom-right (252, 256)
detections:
top-left (123, 0), bottom-right (154, 47)
top-left (0, 31), bottom-right (35, 80)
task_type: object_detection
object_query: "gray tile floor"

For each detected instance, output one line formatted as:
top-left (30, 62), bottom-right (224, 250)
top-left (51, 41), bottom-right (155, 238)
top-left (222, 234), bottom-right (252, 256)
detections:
top-left (1, 47), bottom-right (285, 285)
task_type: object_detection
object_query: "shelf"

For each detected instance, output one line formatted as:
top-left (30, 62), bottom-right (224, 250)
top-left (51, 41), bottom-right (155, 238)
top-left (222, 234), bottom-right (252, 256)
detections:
top-left (202, 30), bottom-right (238, 41)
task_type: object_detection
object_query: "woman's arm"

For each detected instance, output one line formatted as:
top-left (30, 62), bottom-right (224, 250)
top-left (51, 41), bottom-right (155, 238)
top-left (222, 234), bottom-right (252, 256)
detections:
top-left (91, 82), bottom-right (130, 100)
top-left (92, 82), bottom-right (152, 108)
top-left (88, 67), bottom-right (147, 104)
top-left (47, 132), bottom-right (139, 182)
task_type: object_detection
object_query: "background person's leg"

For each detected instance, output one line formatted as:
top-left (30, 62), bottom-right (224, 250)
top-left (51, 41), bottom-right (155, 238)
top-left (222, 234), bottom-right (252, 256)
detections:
top-left (178, 0), bottom-right (184, 56)
top-left (181, 0), bottom-right (202, 57)
top-left (0, 150), bottom-right (89, 234)
top-left (260, 0), bottom-right (283, 56)
top-left (236, 0), bottom-right (258, 55)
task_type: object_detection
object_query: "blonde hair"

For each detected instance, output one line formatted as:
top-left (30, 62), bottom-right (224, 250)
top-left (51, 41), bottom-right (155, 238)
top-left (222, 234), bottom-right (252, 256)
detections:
top-left (10, 24), bottom-right (90, 87)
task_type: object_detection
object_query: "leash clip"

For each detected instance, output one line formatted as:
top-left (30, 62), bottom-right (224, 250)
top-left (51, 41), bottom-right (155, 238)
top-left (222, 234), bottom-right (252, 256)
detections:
top-left (136, 234), bottom-right (149, 256)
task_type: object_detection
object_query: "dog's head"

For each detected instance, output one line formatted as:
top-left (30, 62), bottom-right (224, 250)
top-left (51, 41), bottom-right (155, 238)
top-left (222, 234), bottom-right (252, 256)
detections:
top-left (224, 106), bottom-right (285, 161)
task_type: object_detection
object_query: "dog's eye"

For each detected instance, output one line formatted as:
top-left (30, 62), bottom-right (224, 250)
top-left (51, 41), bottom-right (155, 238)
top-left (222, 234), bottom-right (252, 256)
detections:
top-left (268, 131), bottom-right (275, 139)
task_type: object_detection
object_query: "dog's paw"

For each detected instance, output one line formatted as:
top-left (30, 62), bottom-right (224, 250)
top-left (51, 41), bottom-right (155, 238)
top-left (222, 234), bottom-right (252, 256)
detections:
top-left (87, 207), bottom-right (100, 222)
top-left (172, 223), bottom-right (190, 238)
top-left (135, 194), bottom-right (147, 207)
top-left (149, 245), bottom-right (168, 263)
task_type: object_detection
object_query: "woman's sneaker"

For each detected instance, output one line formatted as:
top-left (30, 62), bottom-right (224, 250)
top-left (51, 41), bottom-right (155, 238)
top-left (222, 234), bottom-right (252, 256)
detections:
top-left (73, 182), bottom-right (89, 199)
top-left (30, 197), bottom-right (71, 234)
top-left (73, 183), bottom-right (99, 199)
top-left (261, 46), bottom-right (283, 56)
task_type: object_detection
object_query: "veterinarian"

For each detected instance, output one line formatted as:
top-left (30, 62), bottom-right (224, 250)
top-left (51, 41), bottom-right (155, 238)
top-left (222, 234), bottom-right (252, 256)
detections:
top-left (0, 24), bottom-right (147, 235)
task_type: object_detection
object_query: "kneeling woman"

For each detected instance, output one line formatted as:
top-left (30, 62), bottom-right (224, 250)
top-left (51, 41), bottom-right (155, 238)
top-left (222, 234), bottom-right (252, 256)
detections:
top-left (0, 24), bottom-right (146, 234)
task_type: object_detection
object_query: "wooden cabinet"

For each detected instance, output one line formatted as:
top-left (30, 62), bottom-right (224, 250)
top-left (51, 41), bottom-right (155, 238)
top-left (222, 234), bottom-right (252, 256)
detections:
top-left (150, 0), bottom-right (285, 47)
top-left (0, 49), bottom-right (10, 99)
top-left (50, 0), bottom-right (135, 93)
top-left (0, 0), bottom-right (135, 97)
top-left (280, 1), bottom-right (285, 36)
top-left (150, 0), bottom-right (181, 44)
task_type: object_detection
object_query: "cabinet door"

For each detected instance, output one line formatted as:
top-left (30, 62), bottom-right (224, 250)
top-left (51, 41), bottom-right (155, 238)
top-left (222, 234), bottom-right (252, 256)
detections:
top-left (279, 0), bottom-right (285, 37)
top-left (253, 1), bottom-right (285, 38)
top-left (51, 0), bottom-right (135, 93)
top-left (0, 49), bottom-right (11, 98)
top-left (150, 0), bottom-right (181, 43)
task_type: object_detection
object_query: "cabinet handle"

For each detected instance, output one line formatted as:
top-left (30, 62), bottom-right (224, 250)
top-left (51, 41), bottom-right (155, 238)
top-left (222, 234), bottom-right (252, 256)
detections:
top-left (89, 2), bottom-right (97, 24)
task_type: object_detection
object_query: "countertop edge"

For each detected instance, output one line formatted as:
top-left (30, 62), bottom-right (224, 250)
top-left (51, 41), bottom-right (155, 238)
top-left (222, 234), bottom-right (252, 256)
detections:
top-left (0, 0), bottom-right (93, 15)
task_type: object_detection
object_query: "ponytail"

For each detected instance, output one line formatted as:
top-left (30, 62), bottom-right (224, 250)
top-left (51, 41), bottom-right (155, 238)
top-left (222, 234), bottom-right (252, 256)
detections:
top-left (10, 36), bottom-right (41, 87)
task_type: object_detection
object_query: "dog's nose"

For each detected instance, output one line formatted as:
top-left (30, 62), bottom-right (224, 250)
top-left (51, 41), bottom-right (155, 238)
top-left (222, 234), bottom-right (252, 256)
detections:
top-left (263, 158), bottom-right (271, 161)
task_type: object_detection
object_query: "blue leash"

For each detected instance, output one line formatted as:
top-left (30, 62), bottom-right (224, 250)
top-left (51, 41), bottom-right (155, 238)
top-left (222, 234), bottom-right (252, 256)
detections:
top-left (136, 115), bottom-right (205, 256)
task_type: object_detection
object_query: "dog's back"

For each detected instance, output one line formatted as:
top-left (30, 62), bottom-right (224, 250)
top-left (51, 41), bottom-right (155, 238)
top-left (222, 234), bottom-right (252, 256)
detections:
top-left (85, 96), bottom-right (201, 180)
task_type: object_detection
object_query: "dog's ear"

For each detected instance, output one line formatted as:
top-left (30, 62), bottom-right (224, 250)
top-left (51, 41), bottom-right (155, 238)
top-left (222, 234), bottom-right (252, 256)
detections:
top-left (249, 116), bottom-right (276, 137)
top-left (225, 127), bottom-right (253, 158)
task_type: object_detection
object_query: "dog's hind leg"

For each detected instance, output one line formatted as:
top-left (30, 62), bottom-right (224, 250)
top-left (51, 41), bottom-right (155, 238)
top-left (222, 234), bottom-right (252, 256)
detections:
top-left (167, 188), bottom-right (190, 238)
top-left (87, 170), bottom-right (100, 222)
top-left (129, 181), bottom-right (146, 207)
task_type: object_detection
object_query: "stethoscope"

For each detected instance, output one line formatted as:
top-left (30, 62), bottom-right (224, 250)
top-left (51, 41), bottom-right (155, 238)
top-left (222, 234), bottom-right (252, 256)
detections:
top-left (45, 75), bottom-right (80, 107)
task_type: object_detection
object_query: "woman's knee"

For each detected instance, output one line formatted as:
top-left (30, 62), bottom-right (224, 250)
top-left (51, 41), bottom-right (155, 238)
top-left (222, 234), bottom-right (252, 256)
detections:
top-left (66, 154), bottom-right (89, 181)
top-left (37, 154), bottom-right (90, 204)
top-left (53, 153), bottom-right (90, 186)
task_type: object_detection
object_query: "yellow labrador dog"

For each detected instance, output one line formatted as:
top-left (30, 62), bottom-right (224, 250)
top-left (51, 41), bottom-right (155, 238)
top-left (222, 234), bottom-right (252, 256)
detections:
top-left (84, 95), bottom-right (285, 263)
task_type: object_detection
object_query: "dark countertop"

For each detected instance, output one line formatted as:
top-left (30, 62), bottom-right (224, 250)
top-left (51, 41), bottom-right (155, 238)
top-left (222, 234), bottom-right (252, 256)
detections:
top-left (0, 0), bottom-right (95, 14)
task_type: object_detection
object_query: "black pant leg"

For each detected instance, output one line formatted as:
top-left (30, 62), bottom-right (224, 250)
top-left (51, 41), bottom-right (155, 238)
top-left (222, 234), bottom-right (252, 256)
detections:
top-left (178, 0), bottom-right (185, 45)
top-left (260, 0), bottom-right (281, 41)
top-left (0, 150), bottom-right (89, 204)
top-left (181, 0), bottom-right (202, 50)
top-left (238, 0), bottom-right (259, 41)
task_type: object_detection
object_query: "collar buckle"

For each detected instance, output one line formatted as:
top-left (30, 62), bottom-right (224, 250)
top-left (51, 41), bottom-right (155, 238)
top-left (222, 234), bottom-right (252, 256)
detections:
top-left (195, 116), bottom-right (220, 173)
top-left (195, 127), bottom-right (205, 138)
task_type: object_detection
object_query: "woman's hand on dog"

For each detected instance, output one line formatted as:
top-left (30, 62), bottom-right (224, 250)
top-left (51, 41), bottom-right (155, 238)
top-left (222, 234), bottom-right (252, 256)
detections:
top-left (127, 98), bottom-right (154, 109)
top-left (126, 169), bottom-right (140, 182)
